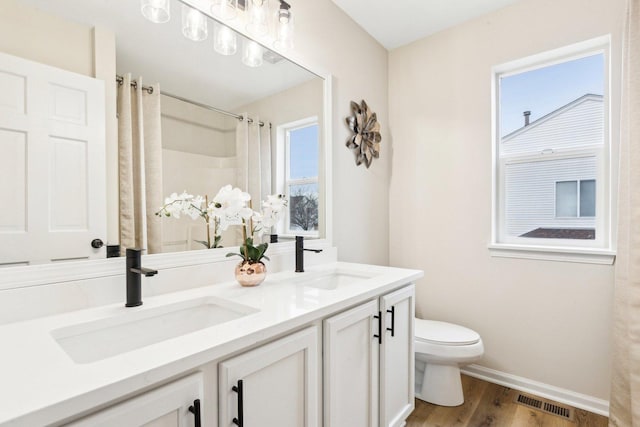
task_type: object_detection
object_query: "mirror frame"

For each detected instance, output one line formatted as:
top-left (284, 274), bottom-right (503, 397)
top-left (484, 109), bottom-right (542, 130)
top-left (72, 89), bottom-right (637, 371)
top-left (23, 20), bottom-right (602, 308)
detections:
top-left (0, 1), bottom-right (333, 290)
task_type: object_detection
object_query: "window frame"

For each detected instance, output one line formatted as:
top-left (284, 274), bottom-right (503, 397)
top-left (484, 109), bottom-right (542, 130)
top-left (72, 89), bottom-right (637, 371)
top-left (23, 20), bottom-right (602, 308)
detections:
top-left (490, 36), bottom-right (615, 264)
top-left (276, 116), bottom-right (320, 238)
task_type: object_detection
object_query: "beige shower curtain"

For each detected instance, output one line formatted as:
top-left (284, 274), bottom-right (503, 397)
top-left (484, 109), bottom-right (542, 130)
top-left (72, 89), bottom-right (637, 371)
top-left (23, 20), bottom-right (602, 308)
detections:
top-left (236, 115), bottom-right (272, 204)
top-left (117, 74), bottom-right (163, 254)
top-left (610, 0), bottom-right (640, 425)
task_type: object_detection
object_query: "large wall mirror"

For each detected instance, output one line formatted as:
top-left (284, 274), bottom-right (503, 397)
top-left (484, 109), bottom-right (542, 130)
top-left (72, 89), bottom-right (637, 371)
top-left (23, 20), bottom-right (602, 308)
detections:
top-left (1, 0), bottom-right (327, 267)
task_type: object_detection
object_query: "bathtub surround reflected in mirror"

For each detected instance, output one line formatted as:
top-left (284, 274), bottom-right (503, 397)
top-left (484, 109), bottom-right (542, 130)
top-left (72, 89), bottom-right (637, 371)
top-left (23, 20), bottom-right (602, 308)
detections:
top-left (3, 0), bottom-right (326, 266)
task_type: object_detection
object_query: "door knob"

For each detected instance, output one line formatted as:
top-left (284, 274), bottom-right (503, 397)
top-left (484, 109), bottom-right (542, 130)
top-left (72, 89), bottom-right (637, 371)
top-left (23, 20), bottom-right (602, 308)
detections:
top-left (91, 238), bottom-right (104, 249)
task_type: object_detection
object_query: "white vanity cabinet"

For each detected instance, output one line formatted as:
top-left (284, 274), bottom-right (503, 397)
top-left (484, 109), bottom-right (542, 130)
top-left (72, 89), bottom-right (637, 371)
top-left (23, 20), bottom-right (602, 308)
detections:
top-left (218, 326), bottom-right (320, 427)
top-left (65, 373), bottom-right (204, 427)
top-left (1, 262), bottom-right (423, 427)
top-left (324, 284), bottom-right (415, 427)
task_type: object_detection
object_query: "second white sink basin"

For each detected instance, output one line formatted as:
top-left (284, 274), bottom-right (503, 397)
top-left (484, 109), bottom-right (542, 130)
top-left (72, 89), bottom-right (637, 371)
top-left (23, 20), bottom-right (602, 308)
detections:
top-left (295, 270), bottom-right (375, 290)
top-left (52, 296), bottom-right (258, 364)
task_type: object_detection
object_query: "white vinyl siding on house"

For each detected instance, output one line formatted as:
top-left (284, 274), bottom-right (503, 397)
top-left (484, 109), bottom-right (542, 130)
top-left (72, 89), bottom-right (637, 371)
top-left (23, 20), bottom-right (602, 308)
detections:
top-left (504, 156), bottom-right (597, 237)
top-left (501, 95), bottom-right (602, 239)
top-left (501, 96), bottom-right (604, 155)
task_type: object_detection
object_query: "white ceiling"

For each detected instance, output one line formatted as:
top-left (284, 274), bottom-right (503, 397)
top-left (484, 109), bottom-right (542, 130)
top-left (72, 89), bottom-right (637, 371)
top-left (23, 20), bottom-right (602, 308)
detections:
top-left (331, 0), bottom-right (523, 50)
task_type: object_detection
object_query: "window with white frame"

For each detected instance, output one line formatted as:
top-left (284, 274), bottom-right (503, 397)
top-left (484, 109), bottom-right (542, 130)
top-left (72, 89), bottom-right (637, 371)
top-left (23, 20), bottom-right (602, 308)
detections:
top-left (492, 38), bottom-right (611, 252)
top-left (276, 117), bottom-right (319, 237)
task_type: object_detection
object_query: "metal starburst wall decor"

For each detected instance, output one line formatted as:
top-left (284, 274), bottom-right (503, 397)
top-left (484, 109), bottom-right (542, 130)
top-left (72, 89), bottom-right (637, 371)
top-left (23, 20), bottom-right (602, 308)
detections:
top-left (345, 100), bottom-right (381, 168)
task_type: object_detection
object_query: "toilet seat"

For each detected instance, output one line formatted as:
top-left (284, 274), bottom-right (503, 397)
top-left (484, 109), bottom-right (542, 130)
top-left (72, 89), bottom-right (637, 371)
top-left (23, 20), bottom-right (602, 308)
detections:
top-left (415, 319), bottom-right (480, 346)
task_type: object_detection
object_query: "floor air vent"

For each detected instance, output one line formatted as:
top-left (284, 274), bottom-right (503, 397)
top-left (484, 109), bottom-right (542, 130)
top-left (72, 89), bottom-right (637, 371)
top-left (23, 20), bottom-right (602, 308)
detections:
top-left (514, 393), bottom-right (574, 421)
top-left (516, 394), bottom-right (543, 409)
top-left (543, 401), bottom-right (573, 419)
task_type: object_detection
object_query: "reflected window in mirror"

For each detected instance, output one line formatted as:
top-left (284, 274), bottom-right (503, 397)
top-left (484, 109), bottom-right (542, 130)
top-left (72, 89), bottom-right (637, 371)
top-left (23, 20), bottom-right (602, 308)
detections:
top-left (277, 117), bottom-right (319, 237)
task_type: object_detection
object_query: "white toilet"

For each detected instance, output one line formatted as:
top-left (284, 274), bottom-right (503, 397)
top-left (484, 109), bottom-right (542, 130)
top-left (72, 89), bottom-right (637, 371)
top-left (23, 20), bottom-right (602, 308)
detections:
top-left (414, 318), bottom-right (484, 406)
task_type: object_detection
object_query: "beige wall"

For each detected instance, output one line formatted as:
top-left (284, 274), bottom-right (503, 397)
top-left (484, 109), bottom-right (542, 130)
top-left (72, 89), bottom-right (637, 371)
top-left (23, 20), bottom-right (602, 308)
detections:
top-left (238, 78), bottom-right (324, 139)
top-left (389, 0), bottom-right (624, 400)
top-left (0, 0), bottom-right (93, 76)
top-left (268, 2), bottom-right (390, 265)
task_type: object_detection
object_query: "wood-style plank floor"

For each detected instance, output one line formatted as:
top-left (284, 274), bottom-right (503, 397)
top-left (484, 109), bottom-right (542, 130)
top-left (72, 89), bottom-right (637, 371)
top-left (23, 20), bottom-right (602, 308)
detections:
top-left (406, 375), bottom-right (608, 427)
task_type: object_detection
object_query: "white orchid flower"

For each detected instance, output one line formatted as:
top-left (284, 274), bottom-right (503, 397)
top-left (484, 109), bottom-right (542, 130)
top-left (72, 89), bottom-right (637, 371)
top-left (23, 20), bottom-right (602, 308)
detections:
top-left (185, 195), bottom-right (204, 220)
top-left (263, 194), bottom-right (287, 213)
top-left (251, 194), bottom-right (287, 234)
top-left (210, 185), bottom-right (253, 220)
top-left (161, 191), bottom-right (196, 218)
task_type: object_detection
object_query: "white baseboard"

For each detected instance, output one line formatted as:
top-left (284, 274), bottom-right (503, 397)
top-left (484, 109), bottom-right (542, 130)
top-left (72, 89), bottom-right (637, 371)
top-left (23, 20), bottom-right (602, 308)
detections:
top-left (461, 364), bottom-right (609, 417)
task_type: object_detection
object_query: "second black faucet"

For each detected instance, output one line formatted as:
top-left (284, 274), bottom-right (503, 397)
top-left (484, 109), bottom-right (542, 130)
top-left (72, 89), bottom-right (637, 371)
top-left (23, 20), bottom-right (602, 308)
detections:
top-left (295, 236), bottom-right (323, 273)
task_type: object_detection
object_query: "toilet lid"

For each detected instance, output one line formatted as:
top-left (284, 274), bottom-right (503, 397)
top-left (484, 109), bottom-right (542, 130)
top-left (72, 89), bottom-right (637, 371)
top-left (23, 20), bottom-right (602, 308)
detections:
top-left (415, 319), bottom-right (480, 346)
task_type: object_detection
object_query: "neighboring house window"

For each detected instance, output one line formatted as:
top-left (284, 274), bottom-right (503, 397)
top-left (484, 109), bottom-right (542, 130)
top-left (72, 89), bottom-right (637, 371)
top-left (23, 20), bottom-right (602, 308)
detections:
top-left (555, 179), bottom-right (596, 218)
top-left (492, 38), bottom-right (612, 255)
top-left (276, 117), bottom-right (319, 237)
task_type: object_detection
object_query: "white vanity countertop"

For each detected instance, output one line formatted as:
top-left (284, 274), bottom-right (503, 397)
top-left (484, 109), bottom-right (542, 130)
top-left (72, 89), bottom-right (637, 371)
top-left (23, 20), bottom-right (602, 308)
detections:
top-left (0, 261), bottom-right (422, 426)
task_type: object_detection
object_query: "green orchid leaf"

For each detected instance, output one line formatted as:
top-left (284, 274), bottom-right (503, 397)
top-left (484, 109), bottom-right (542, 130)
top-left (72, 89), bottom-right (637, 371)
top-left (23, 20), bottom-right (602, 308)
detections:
top-left (194, 240), bottom-right (209, 248)
top-left (255, 243), bottom-right (268, 260)
top-left (226, 252), bottom-right (244, 260)
top-left (247, 245), bottom-right (260, 261)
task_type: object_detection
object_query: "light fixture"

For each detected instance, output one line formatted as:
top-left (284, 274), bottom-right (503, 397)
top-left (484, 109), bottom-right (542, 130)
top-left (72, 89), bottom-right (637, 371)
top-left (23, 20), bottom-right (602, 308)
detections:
top-left (213, 22), bottom-right (238, 55)
top-left (274, 0), bottom-right (293, 51)
top-left (242, 39), bottom-right (264, 67)
top-left (182, 4), bottom-right (208, 41)
top-left (246, 0), bottom-right (269, 37)
top-left (211, 0), bottom-right (238, 21)
top-left (141, 0), bottom-right (170, 24)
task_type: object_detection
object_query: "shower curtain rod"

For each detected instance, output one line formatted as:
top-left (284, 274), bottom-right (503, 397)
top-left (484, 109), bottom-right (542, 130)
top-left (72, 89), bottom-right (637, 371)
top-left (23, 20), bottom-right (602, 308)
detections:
top-left (115, 75), bottom-right (266, 127)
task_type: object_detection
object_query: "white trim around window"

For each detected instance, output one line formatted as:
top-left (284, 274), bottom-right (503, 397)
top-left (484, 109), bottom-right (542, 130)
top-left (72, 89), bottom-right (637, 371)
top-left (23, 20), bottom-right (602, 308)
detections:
top-left (490, 36), bottom-right (616, 265)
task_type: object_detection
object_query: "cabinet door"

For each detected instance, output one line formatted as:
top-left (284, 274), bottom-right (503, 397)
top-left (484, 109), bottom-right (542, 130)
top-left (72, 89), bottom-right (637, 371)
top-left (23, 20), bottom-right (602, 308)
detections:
top-left (380, 285), bottom-right (415, 427)
top-left (324, 299), bottom-right (380, 427)
top-left (66, 373), bottom-right (203, 427)
top-left (218, 326), bottom-right (319, 427)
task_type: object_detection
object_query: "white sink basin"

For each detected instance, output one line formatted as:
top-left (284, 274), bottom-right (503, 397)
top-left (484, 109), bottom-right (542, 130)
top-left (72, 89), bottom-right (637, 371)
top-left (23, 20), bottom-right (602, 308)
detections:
top-left (51, 297), bottom-right (258, 364)
top-left (294, 270), bottom-right (375, 290)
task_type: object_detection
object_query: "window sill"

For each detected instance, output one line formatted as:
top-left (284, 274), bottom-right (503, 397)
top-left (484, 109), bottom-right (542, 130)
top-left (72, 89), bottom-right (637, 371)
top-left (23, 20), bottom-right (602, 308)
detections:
top-left (488, 243), bottom-right (616, 265)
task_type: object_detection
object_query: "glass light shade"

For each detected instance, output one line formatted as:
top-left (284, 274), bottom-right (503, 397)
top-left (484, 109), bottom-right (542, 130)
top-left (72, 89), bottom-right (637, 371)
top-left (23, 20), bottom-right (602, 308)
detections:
top-left (274, 7), bottom-right (293, 51)
top-left (141, 0), bottom-right (170, 24)
top-left (182, 5), bottom-right (208, 41)
top-left (213, 22), bottom-right (238, 55)
top-left (242, 39), bottom-right (264, 67)
top-left (211, 0), bottom-right (238, 20)
top-left (246, 0), bottom-right (269, 37)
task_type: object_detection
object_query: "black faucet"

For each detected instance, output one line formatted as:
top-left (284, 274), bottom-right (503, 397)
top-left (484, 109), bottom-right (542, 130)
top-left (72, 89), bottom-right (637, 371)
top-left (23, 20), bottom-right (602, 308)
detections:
top-left (295, 236), bottom-right (323, 273)
top-left (126, 248), bottom-right (158, 307)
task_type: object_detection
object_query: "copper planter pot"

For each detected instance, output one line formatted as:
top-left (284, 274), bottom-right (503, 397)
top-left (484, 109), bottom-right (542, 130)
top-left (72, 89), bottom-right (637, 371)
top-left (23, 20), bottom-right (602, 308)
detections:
top-left (235, 261), bottom-right (267, 287)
